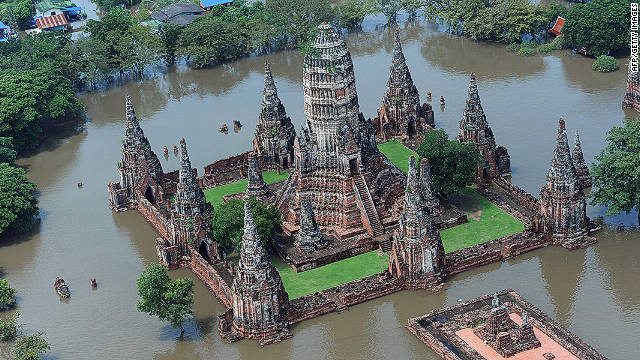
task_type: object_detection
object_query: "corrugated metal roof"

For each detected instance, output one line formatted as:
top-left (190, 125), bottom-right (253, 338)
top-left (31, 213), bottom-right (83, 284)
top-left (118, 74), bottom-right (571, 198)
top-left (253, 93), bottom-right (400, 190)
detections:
top-left (35, 14), bottom-right (69, 29)
top-left (152, 3), bottom-right (204, 22)
top-left (0, 21), bottom-right (8, 29)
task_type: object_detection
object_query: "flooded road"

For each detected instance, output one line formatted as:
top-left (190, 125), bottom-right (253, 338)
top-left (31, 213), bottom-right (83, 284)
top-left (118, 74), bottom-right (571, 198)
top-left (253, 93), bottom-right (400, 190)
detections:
top-left (1, 19), bottom-right (638, 359)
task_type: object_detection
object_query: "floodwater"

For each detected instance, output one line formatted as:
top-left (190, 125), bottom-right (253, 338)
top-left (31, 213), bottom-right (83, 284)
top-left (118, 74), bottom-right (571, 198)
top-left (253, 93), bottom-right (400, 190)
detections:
top-left (1, 18), bottom-right (639, 360)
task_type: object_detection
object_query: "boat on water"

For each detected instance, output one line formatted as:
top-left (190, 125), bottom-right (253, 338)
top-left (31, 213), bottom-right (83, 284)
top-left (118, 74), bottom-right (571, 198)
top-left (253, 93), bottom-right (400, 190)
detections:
top-left (54, 277), bottom-right (70, 298)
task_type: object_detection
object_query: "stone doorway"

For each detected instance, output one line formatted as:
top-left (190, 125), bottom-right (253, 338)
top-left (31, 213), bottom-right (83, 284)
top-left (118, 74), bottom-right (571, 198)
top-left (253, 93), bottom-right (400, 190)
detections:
top-left (199, 241), bottom-right (210, 262)
top-left (144, 185), bottom-right (155, 205)
top-left (349, 158), bottom-right (359, 175)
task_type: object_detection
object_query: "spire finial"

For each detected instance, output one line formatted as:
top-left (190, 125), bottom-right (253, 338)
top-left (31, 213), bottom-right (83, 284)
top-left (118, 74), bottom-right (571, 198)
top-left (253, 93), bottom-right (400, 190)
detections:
top-left (559, 117), bottom-right (565, 130)
top-left (407, 156), bottom-right (419, 189)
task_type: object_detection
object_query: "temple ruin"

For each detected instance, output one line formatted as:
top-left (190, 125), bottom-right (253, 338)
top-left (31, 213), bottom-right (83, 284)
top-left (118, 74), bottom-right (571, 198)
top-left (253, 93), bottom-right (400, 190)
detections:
top-left (623, 60), bottom-right (640, 112)
top-left (539, 118), bottom-right (592, 249)
top-left (277, 22), bottom-right (406, 242)
top-left (388, 156), bottom-right (445, 289)
top-left (253, 62), bottom-right (297, 171)
top-left (220, 201), bottom-right (291, 345)
top-left (245, 151), bottom-right (272, 202)
top-left (408, 289), bottom-right (608, 360)
top-left (572, 130), bottom-right (591, 189)
top-left (373, 29), bottom-right (434, 142)
top-left (457, 73), bottom-right (511, 182)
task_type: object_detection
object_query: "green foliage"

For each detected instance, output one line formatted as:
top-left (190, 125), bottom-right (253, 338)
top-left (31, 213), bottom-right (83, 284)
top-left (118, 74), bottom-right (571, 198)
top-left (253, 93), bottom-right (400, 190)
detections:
top-left (550, 35), bottom-right (566, 50)
top-left (0, 312), bottom-right (19, 341)
top-left (159, 23), bottom-right (183, 65)
top-left (0, 279), bottom-right (16, 310)
top-left (521, 40), bottom-right (537, 48)
top-left (94, 0), bottom-right (129, 11)
top-left (401, 0), bottom-right (424, 20)
top-left (590, 119), bottom-right (640, 218)
top-left (517, 47), bottom-right (537, 56)
top-left (13, 0), bottom-right (35, 30)
top-left (537, 42), bottom-right (554, 54)
top-left (13, 333), bottom-right (49, 360)
top-left (0, 163), bottom-right (38, 236)
top-left (266, 0), bottom-right (336, 47)
top-left (0, 67), bottom-right (83, 151)
top-left (375, 0), bottom-right (402, 24)
top-left (336, 0), bottom-right (375, 30)
top-left (75, 37), bottom-right (112, 88)
top-left (592, 55), bottom-right (619, 72)
top-left (0, 138), bottom-right (17, 165)
top-left (210, 197), bottom-right (281, 252)
top-left (416, 129), bottom-right (483, 196)
top-left (506, 43), bottom-right (520, 52)
top-left (87, 8), bottom-right (160, 75)
top-left (178, 17), bottom-right (249, 69)
top-left (210, 198), bottom-right (244, 250)
top-left (136, 263), bottom-right (194, 335)
top-left (562, 0), bottom-right (630, 56)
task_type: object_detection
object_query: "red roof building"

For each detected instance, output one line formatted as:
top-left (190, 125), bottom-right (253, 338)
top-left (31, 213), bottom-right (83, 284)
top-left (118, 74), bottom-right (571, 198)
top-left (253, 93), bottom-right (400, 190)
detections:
top-left (35, 13), bottom-right (69, 31)
top-left (549, 16), bottom-right (565, 36)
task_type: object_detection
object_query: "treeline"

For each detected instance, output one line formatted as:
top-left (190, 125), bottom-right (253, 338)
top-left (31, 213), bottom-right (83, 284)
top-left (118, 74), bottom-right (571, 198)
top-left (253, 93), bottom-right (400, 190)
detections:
top-left (423, 0), bottom-right (630, 56)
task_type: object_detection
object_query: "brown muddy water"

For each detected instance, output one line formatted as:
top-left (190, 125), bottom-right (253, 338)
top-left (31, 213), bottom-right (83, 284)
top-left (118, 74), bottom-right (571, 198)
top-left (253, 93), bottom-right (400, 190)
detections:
top-left (1, 19), bottom-right (639, 359)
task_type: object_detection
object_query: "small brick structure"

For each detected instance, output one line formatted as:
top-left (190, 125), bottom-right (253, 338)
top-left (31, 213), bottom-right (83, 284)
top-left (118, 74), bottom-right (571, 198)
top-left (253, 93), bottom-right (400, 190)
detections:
top-left (373, 29), bottom-right (434, 143)
top-left (407, 289), bottom-right (609, 360)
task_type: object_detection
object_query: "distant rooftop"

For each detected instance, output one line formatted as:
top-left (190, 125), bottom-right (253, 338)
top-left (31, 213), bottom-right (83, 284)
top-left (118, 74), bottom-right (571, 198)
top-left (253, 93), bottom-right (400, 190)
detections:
top-left (151, 3), bottom-right (204, 24)
top-left (35, 0), bottom-right (72, 13)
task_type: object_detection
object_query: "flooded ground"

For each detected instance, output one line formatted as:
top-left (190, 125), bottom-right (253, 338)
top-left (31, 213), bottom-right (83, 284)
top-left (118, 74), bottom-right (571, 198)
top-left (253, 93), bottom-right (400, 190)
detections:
top-left (1, 18), bottom-right (638, 360)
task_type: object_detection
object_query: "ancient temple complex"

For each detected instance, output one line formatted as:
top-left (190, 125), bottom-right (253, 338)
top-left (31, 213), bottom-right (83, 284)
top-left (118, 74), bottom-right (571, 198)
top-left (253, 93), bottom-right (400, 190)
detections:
top-left (253, 62), bottom-right (297, 170)
top-left (388, 156), bottom-right (445, 289)
top-left (573, 130), bottom-right (591, 188)
top-left (373, 30), bottom-right (434, 142)
top-left (229, 201), bottom-right (291, 344)
top-left (277, 22), bottom-right (405, 241)
top-left (457, 73), bottom-right (510, 182)
top-left (539, 119), bottom-right (590, 247)
top-left (622, 60), bottom-right (640, 112)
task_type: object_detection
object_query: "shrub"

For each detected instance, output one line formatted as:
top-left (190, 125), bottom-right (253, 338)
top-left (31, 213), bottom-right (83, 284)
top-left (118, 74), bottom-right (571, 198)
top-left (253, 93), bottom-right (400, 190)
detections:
top-left (517, 47), bottom-right (537, 56)
top-left (0, 312), bottom-right (19, 341)
top-left (0, 280), bottom-right (16, 310)
top-left (551, 35), bottom-right (566, 50)
top-left (537, 43), bottom-right (555, 54)
top-left (506, 43), bottom-right (520, 52)
top-left (592, 55), bottom-right (619, 72)
top-left (521, 40), bottom-right (538, 48)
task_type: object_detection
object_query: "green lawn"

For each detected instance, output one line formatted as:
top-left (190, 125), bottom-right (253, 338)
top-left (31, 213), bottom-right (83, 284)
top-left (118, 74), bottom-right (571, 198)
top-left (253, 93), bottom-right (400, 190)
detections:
top-left (203, 171), bottom-right (289, 208)
top-left (441, 188), bottom-right (524, 253)
top-left (377, 140), bottom-right (418, 172)
top-left (272, 251), bottom-right (389, 299)
top-left (378, 140), bottom-right (524, 253)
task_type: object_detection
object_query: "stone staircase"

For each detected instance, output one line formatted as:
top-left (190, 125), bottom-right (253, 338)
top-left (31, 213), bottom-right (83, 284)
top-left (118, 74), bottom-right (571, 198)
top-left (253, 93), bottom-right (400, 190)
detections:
top-left (379, 237), bottom-right (393, 252)
top-left (353, 174), bottom-right (384, 237)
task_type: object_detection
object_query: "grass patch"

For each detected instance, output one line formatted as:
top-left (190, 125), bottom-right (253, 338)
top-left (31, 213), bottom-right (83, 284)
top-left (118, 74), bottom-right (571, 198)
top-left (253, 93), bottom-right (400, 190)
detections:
top-left (441, 187), bottom-right (524, 253)
top-left (203, 171), bottom-right (289, 208)
top-left (272, 251), bottom-right (389, 299)
top-left (377, 140), bottom-right (418, 172)
top-left (378, 140), bottom-right (523, 252)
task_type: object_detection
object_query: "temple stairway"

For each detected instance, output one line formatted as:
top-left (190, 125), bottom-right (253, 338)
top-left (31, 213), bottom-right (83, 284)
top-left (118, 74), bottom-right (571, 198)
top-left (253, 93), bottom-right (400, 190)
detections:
top-left (353, 174), bottom-right (384, 237)
top-left (379, 237), bottom-right (393, 252)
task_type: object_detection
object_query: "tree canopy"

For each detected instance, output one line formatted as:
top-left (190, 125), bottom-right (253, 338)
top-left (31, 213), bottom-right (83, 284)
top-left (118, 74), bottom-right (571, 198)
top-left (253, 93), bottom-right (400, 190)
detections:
top-left (562, 0), bottom-right (630, 56)
top-left (210, 197), bottom-right (281, 252)
top-left (590, 119), bottom-right (640, 221)
top-left (136, 263), bottom-right (194, 337)
top-left (0, 163), bottom-right (38, 236)
top-left (416, 129), bottom-right (482, 196)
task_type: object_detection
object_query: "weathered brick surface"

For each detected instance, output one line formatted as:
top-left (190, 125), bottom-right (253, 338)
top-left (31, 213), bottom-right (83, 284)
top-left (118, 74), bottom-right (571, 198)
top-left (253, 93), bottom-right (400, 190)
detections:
top-left (623, 61), bottom-right (640, 112)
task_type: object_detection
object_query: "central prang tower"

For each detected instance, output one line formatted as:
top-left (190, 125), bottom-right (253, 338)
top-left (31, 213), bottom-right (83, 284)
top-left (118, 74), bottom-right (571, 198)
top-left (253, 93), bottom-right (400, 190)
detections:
top-left (278, 23), bottom-right (405, 241)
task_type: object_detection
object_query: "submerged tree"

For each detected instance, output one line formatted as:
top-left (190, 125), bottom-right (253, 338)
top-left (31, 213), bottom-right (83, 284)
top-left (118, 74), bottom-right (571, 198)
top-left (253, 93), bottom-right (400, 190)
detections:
top-left (416, 129), bottom-right (483, 196)
top-left (375, 0), bottom-right (403, 24)
top-left (13, 333), bottom-right (49, 360)
top-left (0, 164), bottom-right (38, 236)
top-left (136, 264), bottom-right (194, 337)
top-left (590, 119), bottom-right (640, 222)
top-left (0, 279), bottom-right (16, 310)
